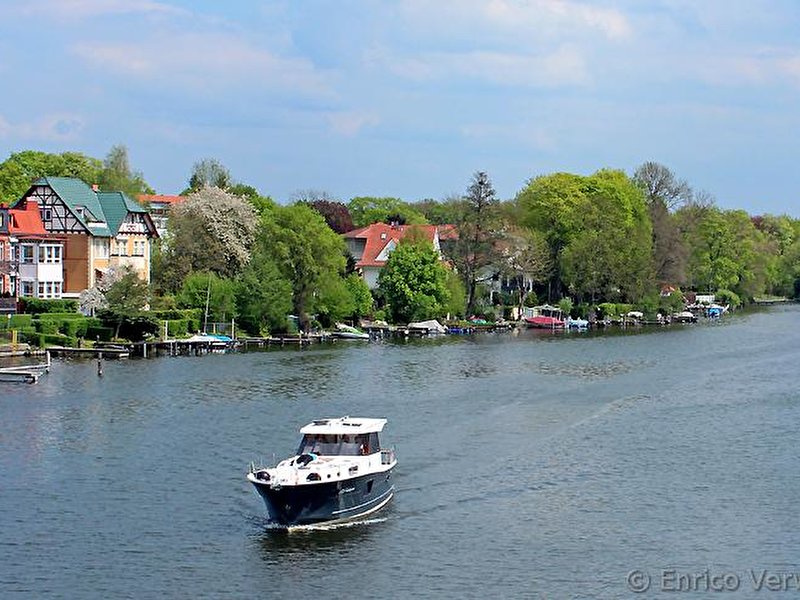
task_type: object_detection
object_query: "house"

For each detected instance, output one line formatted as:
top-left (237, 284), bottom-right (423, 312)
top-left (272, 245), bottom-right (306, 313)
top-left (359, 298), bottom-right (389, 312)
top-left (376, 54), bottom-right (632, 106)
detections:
top-left (343, 222), bottom-right (451, 289)
top-left (12, 177), bottom-right (158, 297)
top-left (0, 204), bottom-right (11, 297)
top-left (8, 200), bottom-right (65, 299)
top-left (138, 194), bottom-right (184, 238)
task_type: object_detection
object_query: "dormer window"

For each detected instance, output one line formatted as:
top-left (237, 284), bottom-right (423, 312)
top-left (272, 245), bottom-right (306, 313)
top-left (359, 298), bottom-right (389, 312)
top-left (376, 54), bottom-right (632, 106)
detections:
top-left (380, 232), bottom-right (387, 240)
top-left (43, 209), bottom-right (52, 221)
top-left (75, 207), bottom-right (85, 218)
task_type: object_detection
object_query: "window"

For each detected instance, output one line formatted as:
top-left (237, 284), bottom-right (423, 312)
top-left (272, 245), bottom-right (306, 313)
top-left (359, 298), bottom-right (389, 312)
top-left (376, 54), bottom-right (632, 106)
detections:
top-left (21, 281), bottom-right (34, 297)
top-left (0, 241), bottom-right (4, 260)
top-left (21, 245), bottom-right (34, 264)
top-left (133, 240), bottom-right (146, 256)
top-left (115, 238), bottom-right (128, 256)
top-left (93, 238), bottom-right (109, 258)
top-left (43, 208), bottom-right (52, 221)
top-left (38, 282), bottom-right (45, 297)
top-left (39, 245), bottom-right (62, 263)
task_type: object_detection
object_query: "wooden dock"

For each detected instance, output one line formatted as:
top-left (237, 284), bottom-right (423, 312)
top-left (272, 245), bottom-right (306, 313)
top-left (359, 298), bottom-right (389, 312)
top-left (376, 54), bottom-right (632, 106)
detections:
top-left (47, 346), bottom-right (130, 359)
top-left (0, 352), bottom-right (51, 384)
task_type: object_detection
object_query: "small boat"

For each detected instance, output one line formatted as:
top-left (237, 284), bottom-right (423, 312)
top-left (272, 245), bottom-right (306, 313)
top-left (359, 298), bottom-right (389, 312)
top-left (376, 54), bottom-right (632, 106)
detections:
top-left (407, 319), bottom-right (447, 334)
top-left (671, 311), bottom-right (698, 323)
top-left (330, 323), bottom-right (370, 340)
top-left (247, 416), bottom-right (397, 528)
top-left (522, 305), bottom-right (565, 329)
top-left (565, 316), bottom-right (589, 329)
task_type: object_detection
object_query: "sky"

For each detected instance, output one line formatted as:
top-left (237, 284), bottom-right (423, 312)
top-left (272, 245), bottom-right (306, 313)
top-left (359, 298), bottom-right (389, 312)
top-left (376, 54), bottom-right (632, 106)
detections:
top-left (0, 0), bottom-right (798, 215)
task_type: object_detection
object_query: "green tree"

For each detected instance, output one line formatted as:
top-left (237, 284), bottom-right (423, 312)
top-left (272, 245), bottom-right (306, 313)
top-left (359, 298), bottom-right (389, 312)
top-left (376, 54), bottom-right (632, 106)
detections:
top-left (261, 203), bottom-right (348, 331)
top-left (102, 266), bottom-right (150, 338)
top-left (345, 273), bottom-right (374, 318)
top-left (177, 271), bottom-right (237, 325)
top-left (348, 196), bottom-right (427, 228)
top-left (98, 145), bottom-right (154, 196)
top-left (448, 171), bottom-right (504, 315)
top-left (378, 240), bottom-right (450, 323)
top-left (0, 150), bottom-right (102, 200)
top-left (235, 249), bottom-right (293, 335)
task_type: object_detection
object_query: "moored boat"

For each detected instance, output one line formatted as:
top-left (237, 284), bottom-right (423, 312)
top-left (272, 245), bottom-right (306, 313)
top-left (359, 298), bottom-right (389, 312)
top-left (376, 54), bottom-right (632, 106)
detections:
top-left (330, 323), bottom-right (371, 340)
top-left (247, 416), bottom-right (397, 528)
top-left (522, 305), bottom-right (565, 329)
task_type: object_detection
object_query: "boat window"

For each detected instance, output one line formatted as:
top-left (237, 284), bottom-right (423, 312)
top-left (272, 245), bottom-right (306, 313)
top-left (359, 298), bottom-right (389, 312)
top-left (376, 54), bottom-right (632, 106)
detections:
top-left (296, 433), bottom-right (375, 456)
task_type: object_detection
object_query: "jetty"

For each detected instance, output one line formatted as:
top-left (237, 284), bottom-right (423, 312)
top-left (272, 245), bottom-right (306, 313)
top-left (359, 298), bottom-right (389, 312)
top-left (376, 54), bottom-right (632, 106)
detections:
top-left (0, 351), bottom-right (51, 384)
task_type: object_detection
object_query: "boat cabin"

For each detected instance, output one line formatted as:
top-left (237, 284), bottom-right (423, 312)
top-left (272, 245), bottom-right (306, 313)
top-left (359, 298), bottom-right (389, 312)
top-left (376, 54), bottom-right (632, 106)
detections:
top-left (296, 417), bottom-right (386, 457)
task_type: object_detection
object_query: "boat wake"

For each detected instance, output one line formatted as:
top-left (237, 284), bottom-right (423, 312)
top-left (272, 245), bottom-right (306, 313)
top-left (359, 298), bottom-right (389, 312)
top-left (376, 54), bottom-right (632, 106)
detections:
top-left (264, 516), bottom-right (388, 533)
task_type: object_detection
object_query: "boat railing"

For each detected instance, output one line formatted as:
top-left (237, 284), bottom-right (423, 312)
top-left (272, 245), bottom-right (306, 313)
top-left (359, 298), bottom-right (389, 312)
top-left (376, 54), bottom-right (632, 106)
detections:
top-left (380, 448), bottom-right (395, 465)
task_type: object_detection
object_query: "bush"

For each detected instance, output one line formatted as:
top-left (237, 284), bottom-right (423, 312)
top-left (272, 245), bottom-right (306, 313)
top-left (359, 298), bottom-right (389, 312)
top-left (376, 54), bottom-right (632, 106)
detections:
top-left (35, 319), bottom-right (60, 334)
top-left (167, 319), bottom-right (188, 337)
top-left (87, 326), bottom-right (114, 342)
top-left (597, 302), bottom-right (617, 319)
top-left (42, 333), bottom-right (76, 347)
top-left (523, 292), bottom-right (539, 308)
top-left (19, 298), bottom-right (78, 314)
top-left (716, 289), bottom-right (742, 308)
top-left (7, 314), bottom-right (33, 329)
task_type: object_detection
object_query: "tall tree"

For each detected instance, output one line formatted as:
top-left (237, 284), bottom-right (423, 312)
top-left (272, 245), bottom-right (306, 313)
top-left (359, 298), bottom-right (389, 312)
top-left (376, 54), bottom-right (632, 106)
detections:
top-left (235, 246), bottom-right (293, 335)
top-left (261, 203), bottom-right (348, 331)
top-left (102, 266), bottom-right (150, 338)
top-left (449, 171), bottom-right (503, 315)
top-left (98, 144), bottom-right (154, 196)
top-left (307, 199), bottom-right (354, 234)
top-left (187, 158), bottom-right (231, 192)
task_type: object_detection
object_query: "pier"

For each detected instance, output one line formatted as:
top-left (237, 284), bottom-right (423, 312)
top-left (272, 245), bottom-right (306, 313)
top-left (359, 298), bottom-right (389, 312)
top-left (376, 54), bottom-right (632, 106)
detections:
top-left (0, 351), bottom-right (51, 384)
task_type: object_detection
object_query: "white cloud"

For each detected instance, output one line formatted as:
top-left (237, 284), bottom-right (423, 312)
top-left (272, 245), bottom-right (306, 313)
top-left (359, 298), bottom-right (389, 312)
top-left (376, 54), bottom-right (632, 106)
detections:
top-left (72, 32), bottom-right (331, 95)
top-left (388, 46), bottom-right (588, 87)
top-left (0, 113), bottom-right (85, 142)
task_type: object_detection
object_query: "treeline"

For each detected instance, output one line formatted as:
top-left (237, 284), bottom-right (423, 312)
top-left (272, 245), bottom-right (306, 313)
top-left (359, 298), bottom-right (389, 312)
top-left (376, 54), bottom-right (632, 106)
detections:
top-left (1, 149), bottom-right (798, 337)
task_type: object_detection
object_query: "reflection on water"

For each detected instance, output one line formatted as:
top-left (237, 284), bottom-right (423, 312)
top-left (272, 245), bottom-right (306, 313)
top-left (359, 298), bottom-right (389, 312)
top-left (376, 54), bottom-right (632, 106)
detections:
top-left (1, 306), bottom-right (799, 598)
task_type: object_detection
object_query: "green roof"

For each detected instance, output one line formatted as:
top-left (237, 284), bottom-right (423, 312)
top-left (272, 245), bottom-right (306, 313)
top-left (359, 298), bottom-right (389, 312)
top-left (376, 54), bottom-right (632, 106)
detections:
top-left (32, 177), bottom-right (151, 237)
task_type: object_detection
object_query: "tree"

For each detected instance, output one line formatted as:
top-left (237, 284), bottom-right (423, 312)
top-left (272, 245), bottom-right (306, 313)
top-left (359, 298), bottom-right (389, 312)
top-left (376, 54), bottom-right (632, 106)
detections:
top-left (347, 196), bottom-right (427, 227)
top-left (98, 145), bottom-right (154, 196)
top-left (0, 150), bottom-right (102, 201)
top-left (307, 199), bottom-right (354, 234)
top-left (378, 240), bottom-right (451, 323)
top-left (187, 158), bottom-right (231, 192)
top-left (261, 203), bottom-right (348, 331)
top-left (229, 183), bottom-right (275, 216)
top-left (448, 171), bottom-right (503, 315)
top-left (413, 196), bottom-right (463, 225)
top-left (500, 226), bottom-right (552, 311)
top-left (157, 186), bottom-right (258, 292)
top-left (102, 266), bottom-right (150, 338)
top-left (176, 271), bottom-right (237, 325)
top-left (633, 162), bottom-right (692, 285)
top-left (345, 273), bottom-right (374, 318)
top-left (235, 249), bottom-right (293, 335)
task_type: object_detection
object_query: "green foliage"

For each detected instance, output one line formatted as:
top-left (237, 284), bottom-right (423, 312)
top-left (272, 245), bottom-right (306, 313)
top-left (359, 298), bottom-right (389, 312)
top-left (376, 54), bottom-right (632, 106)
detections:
top-left (443, 270), bottom-right (466, 319)
top-left (7, 314), bottom-right (33, 329)
top-left (715, 289), bottom-right (742, 308)
top-left (345, 273), bottom-right (374, 319)
top-left (87, 325), bottom-right (114, 342)
top-left (378, 241), bottom-right (451, 323)
top-left (348, 196), bottom-right (428, 228)
top-left (34, 319), bottom-right (60, 334)
top-left (98, 144), bottom-right (154, 196)
top-left (167, 319), bottom-right (189, 337)
top-left (558, 297), bottom-right (574, 316)
top-left (102, 266), bottom-right (150, 338)
top-left (177, 271), bottom-right (237, 323)
top-left (235, 250), bottom-right (293, 335)
top-left (187, 158), bottom-right (231, 192)
top-left (0, 150), bottom-right (102, 201)
top-left (523, 292), bottom-right (539, 307)
top-left (261, 203), bottom-right (347, 330)
top-left (19, 298), bottom-right (78, 314)
top-left (658, 290), bottom-right (685, 314)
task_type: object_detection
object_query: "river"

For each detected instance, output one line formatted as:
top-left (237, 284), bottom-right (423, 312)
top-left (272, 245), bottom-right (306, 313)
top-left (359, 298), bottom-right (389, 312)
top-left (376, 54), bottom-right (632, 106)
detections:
top-left (1, 305), bottom-right (799, 598)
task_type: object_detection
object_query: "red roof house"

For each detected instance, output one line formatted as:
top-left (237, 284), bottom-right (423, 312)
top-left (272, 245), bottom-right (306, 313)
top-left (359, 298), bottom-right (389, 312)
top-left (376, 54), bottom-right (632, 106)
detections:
top-left (343, 222), bottom-right (452, 289)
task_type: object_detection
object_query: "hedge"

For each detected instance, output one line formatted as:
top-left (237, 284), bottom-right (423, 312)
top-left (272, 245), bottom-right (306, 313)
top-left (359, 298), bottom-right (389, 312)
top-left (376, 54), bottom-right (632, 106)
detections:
top-left (35, 319), bottom-right (60, 334)
top-left (0, 314), bottom-right (33, 330)
top-left (19, 298), bottom-right (78, 314)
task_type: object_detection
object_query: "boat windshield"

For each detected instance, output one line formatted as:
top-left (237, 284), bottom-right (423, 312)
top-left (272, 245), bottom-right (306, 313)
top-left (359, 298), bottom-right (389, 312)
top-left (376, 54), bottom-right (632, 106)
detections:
top-left (296, 433), bottom-right (379, 456)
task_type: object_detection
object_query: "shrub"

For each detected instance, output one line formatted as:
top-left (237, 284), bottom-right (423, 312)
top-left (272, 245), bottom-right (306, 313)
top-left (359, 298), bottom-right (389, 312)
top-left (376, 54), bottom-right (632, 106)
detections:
top-left (716, 289), bottom-right (742, 308)
top-left (7, 314), bottom-right (33, 329)
top-left (167, 319), bottom-right (188, 337)
top-left (35, 319), bottom-right (60, 334)
top-left (86, 326), bottom-right (114, 342)
top-left (19, 298), bottom-right (78, 314)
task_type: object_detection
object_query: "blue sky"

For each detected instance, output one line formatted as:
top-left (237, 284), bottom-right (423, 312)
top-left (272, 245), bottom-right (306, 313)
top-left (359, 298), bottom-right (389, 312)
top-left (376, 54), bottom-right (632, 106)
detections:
top-left (1, 1), bottom-right (798, 215)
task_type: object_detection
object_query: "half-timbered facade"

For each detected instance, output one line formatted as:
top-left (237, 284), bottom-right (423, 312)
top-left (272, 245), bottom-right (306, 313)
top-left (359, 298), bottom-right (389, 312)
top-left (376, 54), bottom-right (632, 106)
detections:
top-left (13, 177), bottom-right (157, 297)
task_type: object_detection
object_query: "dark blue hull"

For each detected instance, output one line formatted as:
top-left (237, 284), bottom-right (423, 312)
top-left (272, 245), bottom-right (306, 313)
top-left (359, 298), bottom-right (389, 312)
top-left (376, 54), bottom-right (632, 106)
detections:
top-left (251, 468), bottom-right (394, 527)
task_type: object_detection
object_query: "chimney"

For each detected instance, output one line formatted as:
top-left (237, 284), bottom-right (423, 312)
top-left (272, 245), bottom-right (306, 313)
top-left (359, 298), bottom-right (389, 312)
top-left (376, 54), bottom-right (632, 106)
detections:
top-left (91, 184), bottom-right (99, 192)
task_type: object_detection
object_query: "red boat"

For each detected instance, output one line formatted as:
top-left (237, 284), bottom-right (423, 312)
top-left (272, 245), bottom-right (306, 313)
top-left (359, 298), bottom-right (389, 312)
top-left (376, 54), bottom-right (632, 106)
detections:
top-left (522, 305), bottom-right (565, 329)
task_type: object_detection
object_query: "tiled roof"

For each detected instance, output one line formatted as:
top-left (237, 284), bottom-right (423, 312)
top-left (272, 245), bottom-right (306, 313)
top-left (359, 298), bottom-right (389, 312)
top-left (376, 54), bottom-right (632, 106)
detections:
top-left (343, 222), bottom-right (440, 268)
top-left (34, 176), bottom-right (112, 236)
top-left (97, 191), bottom-right (148, 235)
top-left (9, 200), bottom-right (48, 237)
top-left (138, 194), bottom-right (184, 206)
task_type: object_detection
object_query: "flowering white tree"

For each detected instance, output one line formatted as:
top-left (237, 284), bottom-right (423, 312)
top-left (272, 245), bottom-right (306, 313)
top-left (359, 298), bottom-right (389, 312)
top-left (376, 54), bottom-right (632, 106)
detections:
top-left (158, 185), bottom-right (258, 291)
